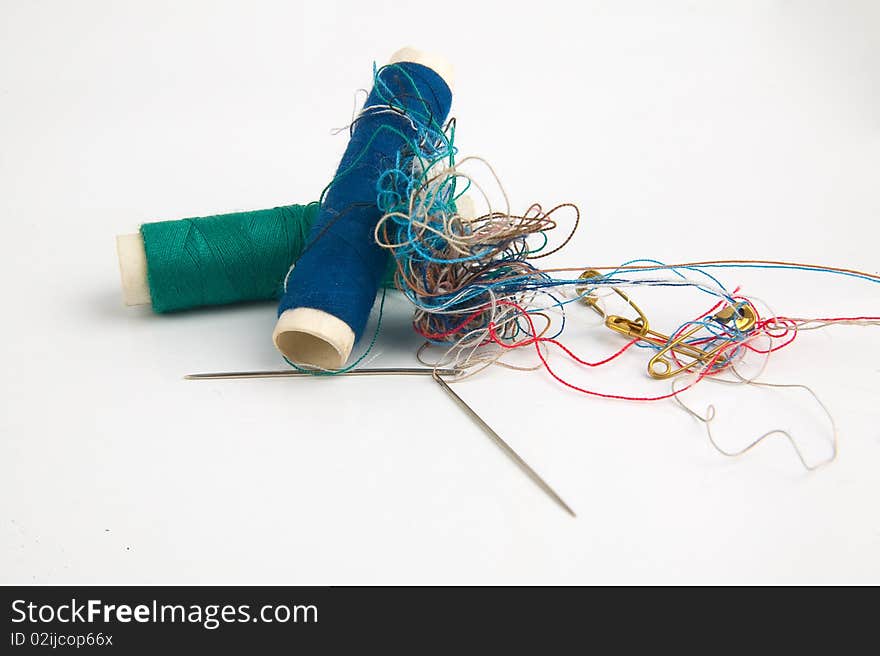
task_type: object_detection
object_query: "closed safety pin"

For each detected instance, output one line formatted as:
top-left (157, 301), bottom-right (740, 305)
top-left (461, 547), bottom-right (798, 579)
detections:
top-left (646, 304), bottom-right (756, 379)
top-left (577, 270), bottom-right (756, 379)
top-left (577, 269), bottom-right (711, 364)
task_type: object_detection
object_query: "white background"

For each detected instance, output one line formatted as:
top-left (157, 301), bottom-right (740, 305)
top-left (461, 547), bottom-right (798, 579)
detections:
top-left (1, 1), bottom-right (878, 584)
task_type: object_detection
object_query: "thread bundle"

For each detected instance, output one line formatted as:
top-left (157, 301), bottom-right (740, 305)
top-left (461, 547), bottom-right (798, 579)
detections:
top-left (364, 113), bottom-right (880, 406)
top-left (114, 52), bottom-right (880, 473)
top-left (125, 57), bottom-right (880, 403)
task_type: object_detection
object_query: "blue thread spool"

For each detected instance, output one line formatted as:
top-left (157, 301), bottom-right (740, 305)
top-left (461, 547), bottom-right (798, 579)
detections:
top-left (273, 49), bottom-right (453, 368)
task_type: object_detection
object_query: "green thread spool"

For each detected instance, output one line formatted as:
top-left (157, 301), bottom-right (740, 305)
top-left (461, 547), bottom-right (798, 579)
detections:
top-left (116, 203), bottom-right (393, 312)
top-left (143, 204), bottom-right (318, 313)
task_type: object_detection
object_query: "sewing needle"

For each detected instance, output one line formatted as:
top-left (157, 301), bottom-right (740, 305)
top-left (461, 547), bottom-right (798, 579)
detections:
top-left (432, 372), bottom-right (576, 518)
top-left (185, 367), bottom-right (459, 380)
top-left (185, 365), bottom-right (576, 517)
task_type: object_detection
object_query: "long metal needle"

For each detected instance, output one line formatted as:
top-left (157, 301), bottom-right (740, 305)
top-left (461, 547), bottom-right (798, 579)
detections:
top-left (432, 372), bottom-right (576, 518)
top-left (185, 365), bottom-right (575, 517)
top-left (185, 367), bottom-right (459, 380)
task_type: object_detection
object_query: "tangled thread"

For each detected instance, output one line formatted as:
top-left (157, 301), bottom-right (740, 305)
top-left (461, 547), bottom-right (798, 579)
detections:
top-left (368, 103), bottom-right (880, 407)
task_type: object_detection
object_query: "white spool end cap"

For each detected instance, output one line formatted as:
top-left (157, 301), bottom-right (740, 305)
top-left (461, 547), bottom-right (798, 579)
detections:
top-left (116, 232), bottom-right (151, 306)
top-left (273, 308), bottom-right (356, 370)
top-left (388, 47), bottom-right (455, 91)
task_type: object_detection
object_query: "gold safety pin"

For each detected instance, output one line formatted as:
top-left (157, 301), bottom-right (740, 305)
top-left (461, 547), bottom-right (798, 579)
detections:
top-left (646, 304), bottom-right (756, 379)
top-left (577, 269), bottom-right (704, 358)
top-left (576, 270), bottom-right (756, 379)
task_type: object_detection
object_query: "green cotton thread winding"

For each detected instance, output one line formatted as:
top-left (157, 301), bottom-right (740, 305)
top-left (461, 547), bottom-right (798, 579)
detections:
top-left (141, 203), bottom-right (394, 313)
top-left (142, 204), bottom-right (319, 312)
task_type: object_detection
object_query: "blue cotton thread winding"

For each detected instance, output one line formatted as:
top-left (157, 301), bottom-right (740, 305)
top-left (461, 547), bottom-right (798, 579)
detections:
top-left (278, 62), bottom-right (452, 344)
